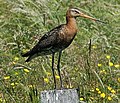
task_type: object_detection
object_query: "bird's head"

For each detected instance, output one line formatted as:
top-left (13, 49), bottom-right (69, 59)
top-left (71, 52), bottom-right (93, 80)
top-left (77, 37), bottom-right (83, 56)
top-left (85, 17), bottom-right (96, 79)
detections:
top-left (67, 8), bottom-right (105, 23)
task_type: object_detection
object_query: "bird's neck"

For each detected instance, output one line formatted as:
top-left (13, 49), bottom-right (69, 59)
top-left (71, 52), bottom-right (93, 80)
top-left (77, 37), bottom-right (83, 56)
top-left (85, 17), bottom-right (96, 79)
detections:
top-left (66, 17), bottom-right (77, 31)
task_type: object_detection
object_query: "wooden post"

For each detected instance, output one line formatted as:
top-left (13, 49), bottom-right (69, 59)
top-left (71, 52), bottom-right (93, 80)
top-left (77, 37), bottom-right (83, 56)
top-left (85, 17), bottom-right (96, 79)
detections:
top-left (40, 89), bottom-right (79, 103)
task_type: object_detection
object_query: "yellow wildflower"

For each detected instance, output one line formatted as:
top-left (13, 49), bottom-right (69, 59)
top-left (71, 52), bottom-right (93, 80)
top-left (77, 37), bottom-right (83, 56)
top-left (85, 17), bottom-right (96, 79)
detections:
top-left (111, 89), bottom-right (116, 94)
top-left (28, 85), bottom-right (33, 88)
top-left (55, 75), bottom-right (60, 79)
top-left (118, 78), bottom-right (120, 83)
top-left (11, 83), bottom-right (15, 86)
top-left (0, 98), bottom-right (2, 102)
top-left (100, 93), bottom-right (105, 98)
top-left (98, 91), bottom-right (101, 94)
top-left (96, 88), bottom-right (100, 91)
top-left (24, 69), bottom-right (30, 73)
top-left (100, 70), bottom-right (103, 74)
top-left (15, 72), bottom-right (18, 75)
top-left (98, 63), bottom-right (102, 67)
top-left (114, 64), bottom-right (119, 68)
top-left (107, 86), bottom-right (112, 91)
top-left (106, 55), bottom-right (110, 59)
top-left (44, 78), bottom-right (49, 83)
top-left (90, 89), bottom-right (94, 92)
top-left (46, 72), bottom-right (51, 76)
top-left (92, 45), bottom-right (97, 49)
top-left (66, 85), bottom-right (69, 88)
top-left (14, 57), bottom-right (19, 61)
top-left (4, 76), bottom-right (10, 80)
top-left (100, 70), bottom-right (106, 74)
top-left (66, 85), bottom-right (73, 88)
top-left (109, 62), bottom-right (113, 66)
top-left (102, 70), bottom-right (106, 74)
top-left (15, 82), bottom-right (18, 85)
top-left (80, 97), bottom-right (84, 101)
top-left (108, 96), bottom-right (112, 101)
top-left (70, 85), bottom-right (73, 88)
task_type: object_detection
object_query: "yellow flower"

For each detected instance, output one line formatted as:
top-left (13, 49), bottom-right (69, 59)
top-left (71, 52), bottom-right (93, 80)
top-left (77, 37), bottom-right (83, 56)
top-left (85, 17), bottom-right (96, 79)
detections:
top-left (107, 86), bottom-right (112, 91)
top-left (11, 83), bottom-right (15, 86)
top-left (66, 85), bottom-right (69, 88)
top-left (14, 57), bottom-right (19, 61)
top-left (114, 64), bottom-right (120, 68)
top-left (28, 85), bottom-right (33, 88)
top-left (70, 85), bottom-right (73, 88)
top-left (90, 89), bottom-right (94, 92)
top-left (98, 63), bottom-right (102, 67)
top-left (118, 78), bottom-right (120, 83)
top-left (100, 93), bottom-right (105, 98)
top-left (111, 89), bottom-right (116, 94)
top-left (10, 82), bottom-right (18, 86)
top-left (55, 75), bottom-right (60, 79)
top-left (92, 45), bottom-right (97, 49)
top-left (98, 91), bottom-right (101, 94)
top-left (100, 70), bottom-right (106, 74)
top-left (102, 70), bottom-right (106, 74)
top-left (95, 87), bottom-right (101, 94)
top-left (80, 97), bottom-right (84, 101)
top-left (24, 69), bottom-right (30, 73)
top-left (109, 62), bottom-right (113, 66)
top-left (44, 78), bottom-right (49, 83)
top-left (15, 82), bottom-right (18, 85)
top-left (106, 55), bottom-right (110, 59)
top-left (108, 96), bottom-right (112, 101)
top-left (46, 72), bottom-right (51, 76)
top-left (4, 76), bottom-right (10, 80)
top-left (96, 88), bottom-right (100, 91)
top-left (66, 85), bottom-right (73, 88)
top-left (0, 98), bottom-right (2, 102)
top-left (15, 72), bottom-right (18, 75)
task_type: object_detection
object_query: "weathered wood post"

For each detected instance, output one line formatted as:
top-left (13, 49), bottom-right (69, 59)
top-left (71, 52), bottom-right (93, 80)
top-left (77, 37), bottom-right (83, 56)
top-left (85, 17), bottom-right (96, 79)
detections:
top-left (40, 89), bottom-right (79, 103)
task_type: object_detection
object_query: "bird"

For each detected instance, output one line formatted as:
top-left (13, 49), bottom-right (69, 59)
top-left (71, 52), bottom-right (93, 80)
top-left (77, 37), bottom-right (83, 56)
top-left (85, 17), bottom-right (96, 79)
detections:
top-left (22, 8), bottom-right (104, 89)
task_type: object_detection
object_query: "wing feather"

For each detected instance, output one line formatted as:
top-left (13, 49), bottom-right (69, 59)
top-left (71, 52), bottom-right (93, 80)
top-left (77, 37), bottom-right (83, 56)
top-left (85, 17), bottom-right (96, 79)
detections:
top-left (22, 24), bottom-right (64, 57)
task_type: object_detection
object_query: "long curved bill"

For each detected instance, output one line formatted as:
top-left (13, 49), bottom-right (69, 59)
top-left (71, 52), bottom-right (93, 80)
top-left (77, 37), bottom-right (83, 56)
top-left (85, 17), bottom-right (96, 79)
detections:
top-left (80, 13), bottom-right (106, 24)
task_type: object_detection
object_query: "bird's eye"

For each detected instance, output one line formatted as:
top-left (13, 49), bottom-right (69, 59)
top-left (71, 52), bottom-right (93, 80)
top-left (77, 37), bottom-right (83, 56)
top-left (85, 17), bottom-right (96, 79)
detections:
top-left (71, 9), bottom-right (80, 14)
top-left (73, 10), bottom-right (79, 14)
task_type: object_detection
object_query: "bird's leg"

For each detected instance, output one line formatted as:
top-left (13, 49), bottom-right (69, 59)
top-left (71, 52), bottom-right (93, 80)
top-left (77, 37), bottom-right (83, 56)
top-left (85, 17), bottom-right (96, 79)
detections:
top-left (52, 53), bottom-right (56, 89)
top-left (57, 50), bottom-right (63, 89)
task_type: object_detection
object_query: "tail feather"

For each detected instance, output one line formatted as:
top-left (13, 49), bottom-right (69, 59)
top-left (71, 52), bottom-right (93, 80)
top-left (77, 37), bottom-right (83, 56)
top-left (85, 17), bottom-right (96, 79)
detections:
top-left (21, 51), bottom-right (32, 62)
top-left (25, 56), bottom-right (31, 62)
top-left (22, 51), bottom-right (37, 62)
top-left (22, 51), bottom-right (30, 57)
top-left (25, 54), bottom-right (36, 62)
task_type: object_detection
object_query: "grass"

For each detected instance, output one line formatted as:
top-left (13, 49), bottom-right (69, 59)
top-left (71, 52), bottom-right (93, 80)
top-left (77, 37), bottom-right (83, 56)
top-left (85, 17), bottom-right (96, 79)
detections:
top-left (0, 0), bottom-right (120, 103)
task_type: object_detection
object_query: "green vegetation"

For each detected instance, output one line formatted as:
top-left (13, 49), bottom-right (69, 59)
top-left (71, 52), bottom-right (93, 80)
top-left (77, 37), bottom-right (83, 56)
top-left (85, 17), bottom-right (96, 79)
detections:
top-left (0, 0), bottom-right (120, 103)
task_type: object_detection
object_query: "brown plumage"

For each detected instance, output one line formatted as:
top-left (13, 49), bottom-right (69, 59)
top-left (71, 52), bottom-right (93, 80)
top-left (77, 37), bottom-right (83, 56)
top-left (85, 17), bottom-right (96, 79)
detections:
top-left (22, 8), bottom-right (103, 89)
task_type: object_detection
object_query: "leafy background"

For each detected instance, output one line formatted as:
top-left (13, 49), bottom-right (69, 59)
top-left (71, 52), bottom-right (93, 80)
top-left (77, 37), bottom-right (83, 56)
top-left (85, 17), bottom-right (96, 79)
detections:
top-left (0, 0), bottom-right (120, 103)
